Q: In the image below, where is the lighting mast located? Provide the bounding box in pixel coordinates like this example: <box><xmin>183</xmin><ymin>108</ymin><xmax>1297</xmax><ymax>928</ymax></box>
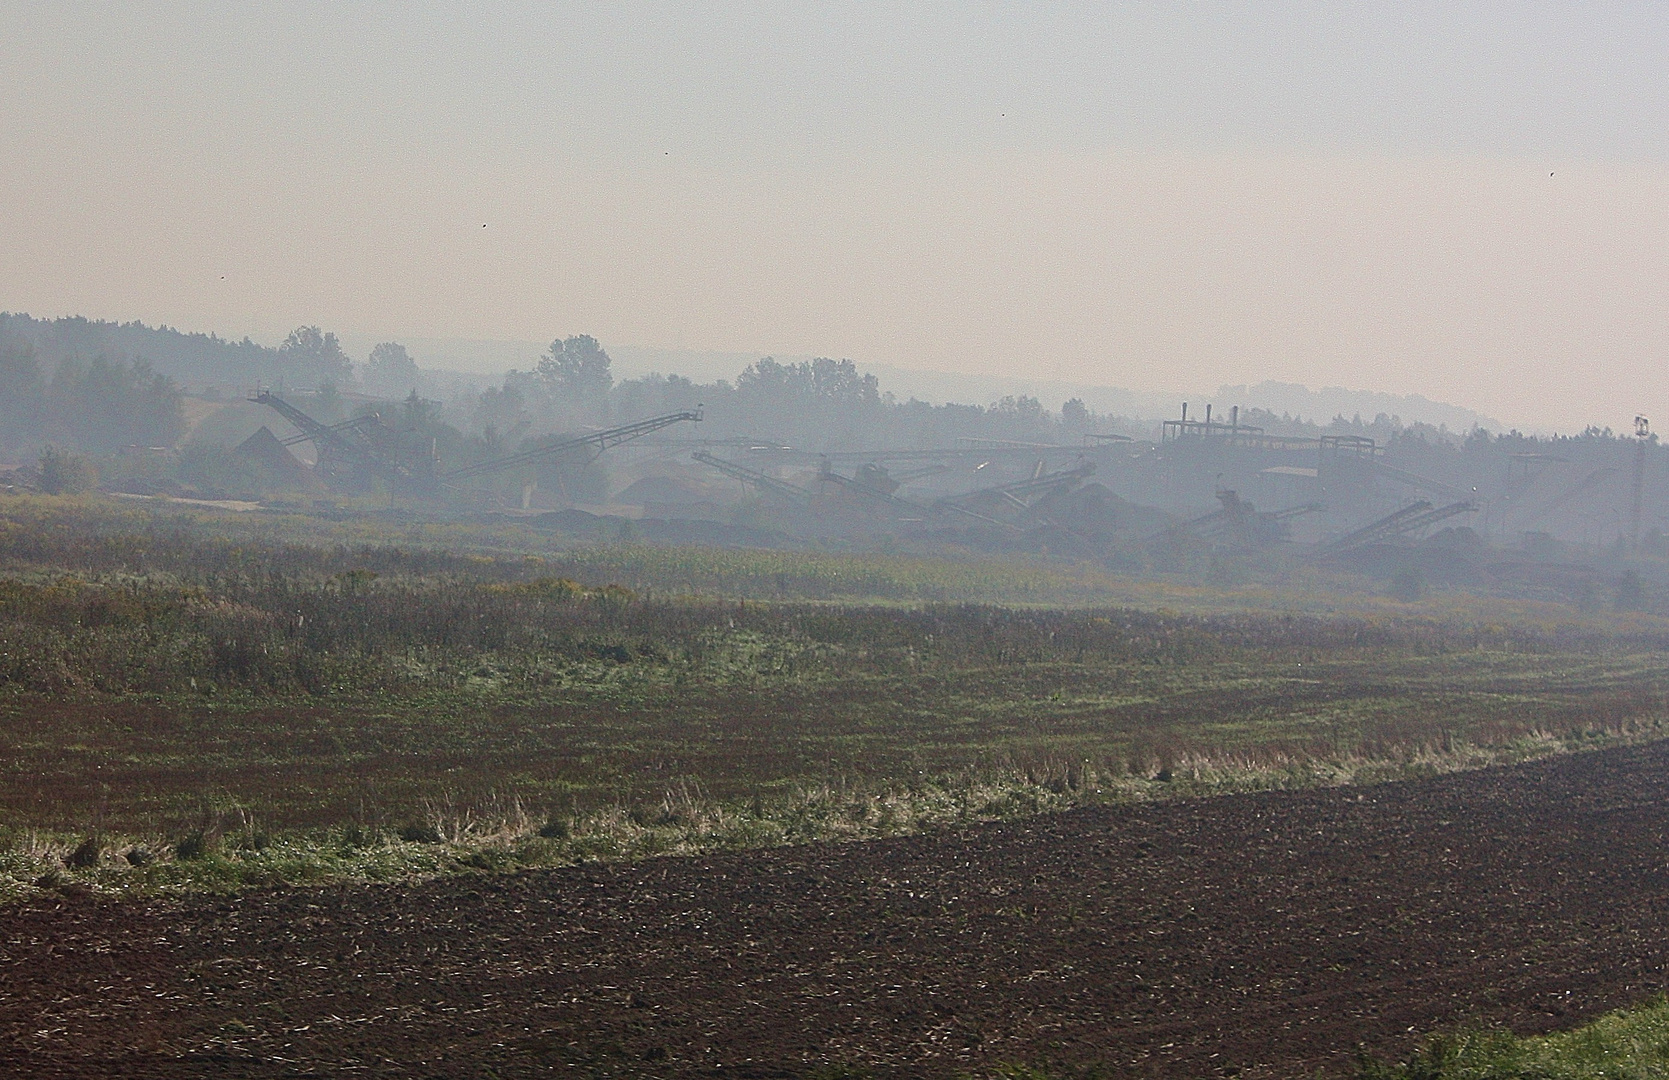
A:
<box><xmin>1630</xmin><ymin>415</ymin><xmax>1649</xmax><ymax>549</ymax></box>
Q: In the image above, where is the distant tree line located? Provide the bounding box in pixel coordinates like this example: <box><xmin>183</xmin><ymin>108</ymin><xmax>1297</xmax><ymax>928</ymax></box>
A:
<box><xmin>0</xmin><ymin>316</ymin><xmax>379</xmax><ymax>460</ymax></box>
<box><xmin>0</xmin><ymin>327</ymin><xmax>185</xmax><ymax>457</ymax></box>
<box><xmin>460</xmin><ymin>335</ymin><xmax>1097</xmax><ymax>454</ymax></box>
<box><xmin>11</xmin><ymin>312</ymin><xmax>1667</xmax><ymax>524</ymax></box>
<box><xmin>11</xmin><ymin>311</ymin><xmax>1505</xmax><ymax>462</ymax></box>
<box><xmin>0</xmin><ymin>313</ymin><xmax>355</xmax><ymax>392</ymax></box>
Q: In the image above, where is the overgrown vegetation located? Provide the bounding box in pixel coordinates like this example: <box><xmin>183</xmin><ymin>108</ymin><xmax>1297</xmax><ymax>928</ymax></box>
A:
<box><xmin>1359</xmin><ymin>995</ymin><xmax>1669</xmax><ymax>1079</ymax></box>
<box><xmin>3</xmin><ymin>492</ymin><xmax>1659</xmax><ymax>615</ymax></box>
<box><xmin>2</xmin><ymin>496</ymin><xmax>1669</xmax><ymax>899</ymax></box>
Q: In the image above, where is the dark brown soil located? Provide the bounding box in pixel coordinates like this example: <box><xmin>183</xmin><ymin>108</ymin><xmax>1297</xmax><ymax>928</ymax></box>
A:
<box><xmin>5</xmin><ymin>743</ymin><xmax>1669</xmax><ymax>1079</ymax></box>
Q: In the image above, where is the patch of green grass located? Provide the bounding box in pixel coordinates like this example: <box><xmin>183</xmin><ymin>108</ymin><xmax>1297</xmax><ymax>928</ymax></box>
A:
<box><xmin>1360</xmin><ymin>995</ymin><xmax>1669</xmax><ymax>1079</ymax></box>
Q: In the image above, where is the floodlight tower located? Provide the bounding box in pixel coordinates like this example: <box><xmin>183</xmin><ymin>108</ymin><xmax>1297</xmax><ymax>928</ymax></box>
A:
<box><xmin>1630</xmin><ymin>415</ymin><xmax>1649</xmax><ymax>549</ymax></box>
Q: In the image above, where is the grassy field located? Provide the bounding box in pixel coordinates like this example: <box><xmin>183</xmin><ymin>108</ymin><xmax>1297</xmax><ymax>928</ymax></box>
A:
<box><xmin>8</xmin><ymin>491</ymin><xmax>1660</xmax><ymax>618</ymax></box>
<box><xmin>1357</xmin><ymin>996</ymin><xmax>1669</xmax><ymax>1080</ymax></box>
<box><xmin>4</xmin><ymin>492</ymin><xmax>1669</xmax><ymax>899</ymax></box>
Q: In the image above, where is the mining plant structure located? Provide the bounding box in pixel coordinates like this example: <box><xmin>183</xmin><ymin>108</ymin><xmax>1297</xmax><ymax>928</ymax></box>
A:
<box><xmin>252</xmin><ymin>390</ymin><xmax>436</xmax><ymax>495</ymax></box>
<box><xmin>252</xmin><ymin>390</ymin><xmax>701</xmax><ymax>498</ymax></box>
<box><xmin>1175</xmin><ymin>489</ymin><xmax>1325</xmax><ymax>548</ymax></box>
<box><xmin>693</xmin><ymin>449</ymin><xmax>1105</xmax><ymax>536</ymax></box>
<box><xmin>1316</xmin><ymin>499</ymin><xmax>1481</xmax><ymax>558</ymax></box>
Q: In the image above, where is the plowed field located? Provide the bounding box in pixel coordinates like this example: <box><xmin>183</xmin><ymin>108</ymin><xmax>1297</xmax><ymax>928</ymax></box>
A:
<box><xmin>6</xmin><ymin>742</ymin><xmax>1669</xmax><ymax>1079</ymax></box>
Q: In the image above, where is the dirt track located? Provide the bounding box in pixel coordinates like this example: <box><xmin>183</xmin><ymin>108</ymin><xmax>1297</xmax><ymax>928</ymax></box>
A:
<box><xmin>5</xmin><ymin>744</ymin><xmax>1669</xmax><ymax>1079</ymax></box>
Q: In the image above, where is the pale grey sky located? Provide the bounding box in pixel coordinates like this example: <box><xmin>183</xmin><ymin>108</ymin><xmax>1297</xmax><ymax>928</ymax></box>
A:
<box><xmin>3</xmin><ymin>3</ymin><xmax>1669</xmax><ymax>429</ymax></box>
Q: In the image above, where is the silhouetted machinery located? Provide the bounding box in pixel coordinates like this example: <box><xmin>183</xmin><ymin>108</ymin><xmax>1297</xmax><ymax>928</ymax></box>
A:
<box><xmin>252</xmin><ymin>390</ymin><xmax>436</xmax><ymax>494</ymax></box>
<box><xmin>690</xmin><ymin>447</ymin><xmax>1108</xmax><ymax>537</ymax></box>
<box><xmin>816</xmin><ymin>459</ymin><xmax>928</xmax><ymax>519</ymax></box>
<box><xmin>253</xmin><ymin>390</ymin><xmax>700</xmax><ymax>497</ymax></box>
<box><xmin>1174</xmin><ymin>490</ymin><xmax>1323</xmax><ymax>546</ymax></box>
<box><xmin>1317</xmin><ymin>499</ymin><xmax>1479</xmax><ymax>556</ymax></box>
<box><xmin>690</xmin><ymin>451</ymin><xmax>1099</xmax><ymax>533</ymax></box>
<box><xmin>934</xmin><ymin>461</ymin><xmax>1098</xmax><ymax>531</ymax></box>
<box><xmin>443</xmin><ymin>409</ymin><xmax>703</xmax><ymax>482</ymax></box>
<box><xmin>1512</xmin><ymin>468</ymin><xmax>1618</xmax><ymax>532</ymax></box>
<box><xmin>692</xmin><ymin>450</ymin><xmax>815</xmax><ymax>507</ymax></box>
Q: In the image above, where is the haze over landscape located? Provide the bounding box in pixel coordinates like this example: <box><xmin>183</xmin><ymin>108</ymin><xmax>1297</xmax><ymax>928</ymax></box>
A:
<box><xmin>6</xmin><ymin>3</ymin><xmax>1669</xmax><ymax>431</ymax></box>
<box><xmin>16</xmin><ymin>8</ymin><xmax>1669</xmax><ymax>1080</ymax></box>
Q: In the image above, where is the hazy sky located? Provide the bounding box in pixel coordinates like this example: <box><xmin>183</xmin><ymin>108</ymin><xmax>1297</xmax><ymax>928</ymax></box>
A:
<box><xmin>4</xmin><ymin>3</ymin><xmax>1669</xmax><ymax>429</ymax></box>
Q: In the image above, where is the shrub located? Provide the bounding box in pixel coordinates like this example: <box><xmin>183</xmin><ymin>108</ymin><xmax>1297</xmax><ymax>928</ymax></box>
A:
<box><xmin>37</xmin><ymin>446</ymin><xmax>97</xmax><ymax>495</ymax></box>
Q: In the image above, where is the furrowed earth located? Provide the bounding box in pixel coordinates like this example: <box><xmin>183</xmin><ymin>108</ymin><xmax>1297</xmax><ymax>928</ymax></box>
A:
<box><xmin>5</xmin><ymin>741</ymin><xmax>1668</xmax><ymax>1078</ymax></box>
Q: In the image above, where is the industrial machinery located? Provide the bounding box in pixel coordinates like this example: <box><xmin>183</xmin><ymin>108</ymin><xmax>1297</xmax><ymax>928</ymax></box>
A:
<box><xmin>1174</xmin><ymin>490</ymin><xmax>1323</xmax><ymax>546</ymax></box>
<box><xmin>939</xmin><ymin>460</ymin><xmax>1095</xmax><ymax>508</ymax></box>
<box><xmin>443</xmin><ymin>409</ymin><xmax>703</xmax><ymax>482</ymax></box>
<box><xmin>1318</xmin><ymin>500</ymin><xmax>1479</xmax><ymax>556</ymax></box>
<box><xmin>692</xmin><ymin>450</ymin><xmax>815</xmax><ymax>507</ymax></box>
<box><xmin>692</xmin><ymin>451</ymin><xmax>991</xmax><ymax>528</ymax></box>
<box><xmin>816</xmin><ymin>460</ymin><xmax>928</xmax><ymax>518</ymax></box>
<box><xmin>254</xmin><ymin>390</ymin><xmax>701</xmax><ymax>498</ymax></box>
<box><xmin>1371</xmin><ymin>460</ymin><xmax>1469</xmax><ymax>501</ymax></box>
<box><xmin>934</xmin><ymin>461</ymin><xmax>1098</xmax><ymax>531</ymax></box>
<box><xmin>252</xmin><ymin>390</ymin><xmax>437</xmax><ymax>494</ymax></box>
<box><xmin>1512</xmin><ymin>469</ymin><xmax>1618</xmax><ymax>532</ymax></box>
